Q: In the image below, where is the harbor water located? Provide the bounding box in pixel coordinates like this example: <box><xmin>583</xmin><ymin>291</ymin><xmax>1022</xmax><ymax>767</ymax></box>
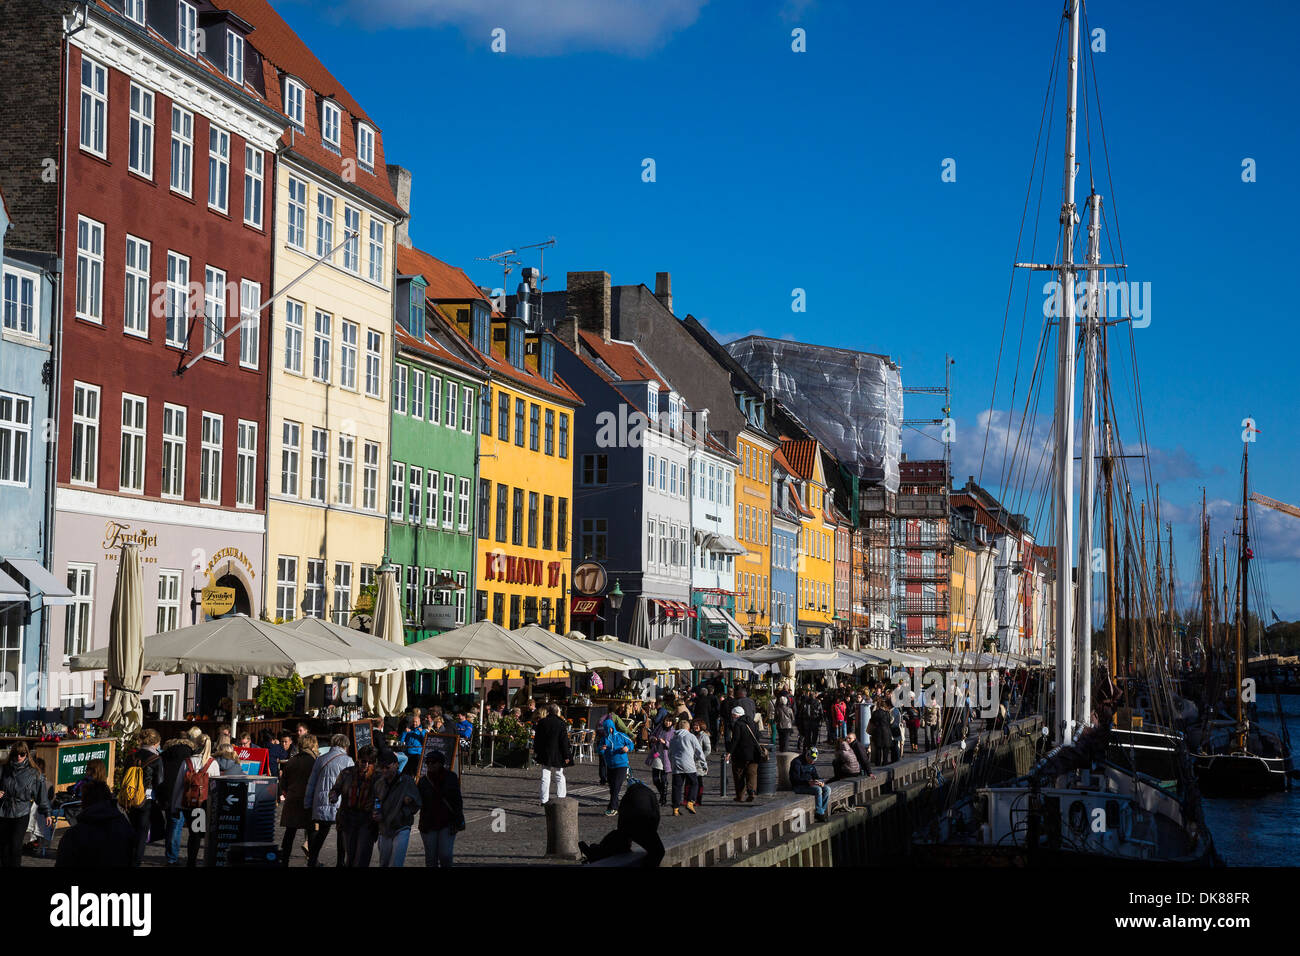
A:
<box><xmin>1199</xmin><ymin>693</ymin><xmax>1298</xmax><ymax>866</ymax></box>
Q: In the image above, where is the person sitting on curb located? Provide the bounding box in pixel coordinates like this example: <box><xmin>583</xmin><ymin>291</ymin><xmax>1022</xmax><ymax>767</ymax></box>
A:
<box><xmin>789</xmin><ymin>746</ymin><xmax>829</xmax><ymax>822</ymax></box>
<box><xmin>579</xmin><ymin>780</ymin><xmax>663</xmax><ymax>867</ymax></box>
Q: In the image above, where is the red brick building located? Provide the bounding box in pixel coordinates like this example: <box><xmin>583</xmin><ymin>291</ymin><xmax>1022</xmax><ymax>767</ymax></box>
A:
<box><xmin>0</xmin><ymin>1</ymin><xmax>287</xmax><ymax>717</ymax></box>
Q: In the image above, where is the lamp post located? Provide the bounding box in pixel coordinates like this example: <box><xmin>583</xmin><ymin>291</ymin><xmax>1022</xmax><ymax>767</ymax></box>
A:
<box><xmin>608</xmin><ymin>579</ymin><xmax>624</xmax><ymax>640</ymax></box>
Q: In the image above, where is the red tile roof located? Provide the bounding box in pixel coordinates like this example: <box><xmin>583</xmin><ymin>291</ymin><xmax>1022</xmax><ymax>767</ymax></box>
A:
<box><xmin>393</xmin><ymin>324</ymin><xmax>483</xmax><ymax>381</ymax></box>
<box><xmin>213</xmin><ymin>1</ymin><xmax>399</xmax><ymax>210</ymax></box>
<box><xmin>771</xmin><ymin>446</ymin><xmax>795</xmax><ymax>475</ymax></box>
<box><xmin>781</xmin><ymin>440</ymin><xmax>818</xmax><ymax>480</ymax></box>
<box><xmin>397</xmin><ymin>244</ymin><xmax>581</xmax><ymax>406</ymax></box>
<box><xmin>577</xmin><ymin>331</ymin><xmax>670</xmax><ymax>391</ymax></box>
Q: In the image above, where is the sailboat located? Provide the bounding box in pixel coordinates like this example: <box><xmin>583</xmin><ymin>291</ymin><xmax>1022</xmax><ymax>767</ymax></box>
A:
<box><xmin>1190</xmin><ymin>446</ymin><xmax>1294</xmax><ymax>794</ymax></box>
<box><xmin>913</xmin><ymin>0</ymin><xmax>1215</xmax><ymax>865</ymax></box>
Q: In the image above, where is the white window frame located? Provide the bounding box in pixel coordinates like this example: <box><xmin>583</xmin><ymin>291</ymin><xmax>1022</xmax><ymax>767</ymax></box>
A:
<box><xmin>336</xmin><ymin>433</ymin><xmax>354</xmax><ymax>507</ymax></box>
<box><xmin>170</xmin><ymin>105</ymin><xmax>193</xmax><ymax>196</ymax></box>
<box><xmin>124</xmin><ymin>0</ymin><xmax>146</xmax><ymax>26</ymax></box>
<box><xmin>283</xmin><ymin>77</ymin><xmax>305</xmax><ymax>129</ymax></box>
<box><xmin>442</xmin><ymin>472</ymin><xmax>455</xmax><ymax>530</ymax></box>
<box><xmin>364</xmin><ymin>330</ymin><xmax>381</xmax><ymax>398</ymax></box>
<box><xmin>79</xmin><ymin>56</ymin><xmax>108</xmax><ymax>157</ymax></box>
<box><xmin>339</xmin><ymin>320</ymin><xmax>358</xmax><ymax>390</ymax></box>
<box><xmin>429</xmin><ymin>375</ymin><xmax>441</xmax><ymax>425</ymax></box>
<box><xmin>239</xmin><ymin>279</ymin><xmax>260</xmax><ymax>369</ymax></box>
<box><xmin>151</xmin><ymin>691</ymin><xmax>178</xmax><ymax>721</ymax></box>
<box><xmin>356</xmin><ymin>122</ymin><xmax>375</xmax><ymax>170</ymax></box>
<box><xmin>461</xmin><ymin>385</ymin><xmax>473</xmax><ymax>432</ymax></box>
<box><xmin>75</xmin><ymin>216</ymin><xmax>104</xmax><ymax>323</ymax></box>
<box><xmin>425</xmin><ymin>470</ymin><xmax>438</xmax><ymax>526</ymax></box>
<box><xmin>161</xmin><ymin>402</ymin><xmax>186</xmax><ymax>499</ymax></box>
<box><xmin>368</xmin><ymin>219</ymin><xmax>385</xmax><ymax>283</ymax></box>
<box><xmin>2</xmin><ymin>266</ymin><xmax>37</xmax><ymax>339</ymax></box>
<box><xmin>389</xmin><ymin>462</ymin><xmax>405</xmax><ymax>521</ymax></box>
<box><xmin>176</xmin><ymin>1</ymin><xmax>198</xmax><ymax>57</ymax></box>
<box><xmin>236</xmin><ymin>419</ymin><xmax>257</xmax><ymax>509</ymax></box>
<box><xmin>393</xmin><ymin>363</ymin><xmax>408</xmax><ymax>415</ymax></box>
<box><xmin>362</xmin><ymin>441</ymin><xmax>379</xmax><ymax>511</ymax></box>
<box><xmin>199</xmin><ymin>411</ymin><xmax>222</xmax><ymax>504</ymax></box>
<box><xmin>128</xmin><ymin>83</ymin><xmax>154</xmax><ymax>178</ymax></box>
<box><xmin>305</xmin><ymin>559</ymin><xmax>326</xmax><ymax>618</ymax></box>
<box><xmin>208</xmin><ymin>124</ymin><xmax>230</xmax><ymax>213</ymax></box>
<box><xmin>286</xmin><ymin>176</ymin><xmax>307</xmax><ymax>250</ymax></box>
<box><xmin>458</xmin><ymin>477</ymin><xmax>470</xmax><ymax>532</ymax></box>
<box><xmin>0</xmin><ymin>391</ymin><xmax>32</xmax><ymax>487</ymax></box>
<box><xmin>71</xmin><ymin>382</ymin><xmax>100</xmax><ymax>487</ymax></box>
<box><xmin>283</xmin><ymin>299</ymin><xmax>304</xmax><ymax>373</ymax></box>
<box><xmin>445</xmin><ymin>381</ymin><xmax>457</xmax><ymax>431</ymax></box>
<box><xmin>312</xmin><ymin>310</ymin><xmax>331</xmax><ymax>382</ymax></box>
<box><xmin>156</xmin><ymin>570</ymin><xmax>181</xmax><ymax>633</ymax></box>
<box><xmin>226</xmin><ymin>30</ymin><xmax>244</xmax><ymax>83</ymax></box>
<box><xmin>64</xmin><ymin>564</ymin><xmax>95</xmax><ymax>658</ymax></box>
<box><xmin>408</xmin><ymin>465</ymin><xmax>423</xmax><ymax>524</ymax></box>
<box><xmin>243</xmin><ymin>145</ymin><xmax>264</xmax><ymax>228</ymax></box>
<box><xmin>321</xmin><ymin>99</ymin><xmax>341</xmax><ymax>149</ymax></box>
<box><xmin>411</xmin><ymin>368</ymin><xmax>424</xmax><ymax>419</ymax></box>
<box><xmin>119</xmin><ymin>393</ymin><xmax>147</xmax><ymax>494</ymax></box>
<box><xmin>122</xmin><ymin>235</ymin><xmax>150</xmax><ymax>338</ymax></box>
<box><xmin>315</xmin><ymin>191</ymin><xmax>335</xmax><ymax>259</ymax></box>
<box><xmin>332</xmin><ymin>562</ymin><xmax>353</xmax><ymax>626</ymax></box>
<box><xmin>203</xmin><ymin>265</ymin><xmax>226</xmax><ymax>360</ymax></box>
<box><xmin>275</xmin><ymin>556</ymin><xmax>298</xmax><ymax>622</ymax></box>
<box><xmin>281</xmin><ymin>420</ymin><xmax>301</xmax><ymax>497</ymax></box>
<box><xmin>342</xmin><ymin>206</ymin><xmax>361</xmax><ymax>273</ymax></box>
<box><xmin>309</xmin><ymin>427</ymin><xmax>327</xmax><ymax>503</ymax></box>
<box><xmin>165</xmin><ymin>250</ymin><xmax>189</xmax><ymax>347</ymax></box>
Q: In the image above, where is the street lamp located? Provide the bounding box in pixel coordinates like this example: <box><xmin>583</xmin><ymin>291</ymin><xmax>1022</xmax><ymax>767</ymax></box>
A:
<box><xmin>608</xmin><ymin>579</ymin><xmax>624</xmax><ymax>639</ymax></box>
<box><xmin>745</xmin><ymin>600</ymin><xmax>758</xmax><ymax>650</ymax></box>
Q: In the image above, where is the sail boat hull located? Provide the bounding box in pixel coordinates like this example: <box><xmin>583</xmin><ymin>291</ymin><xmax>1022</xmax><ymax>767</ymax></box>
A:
<box><xmin>1193</xmin><ymin>751</ymin><xmax>1291</xmax><ymax>795</ymax></box>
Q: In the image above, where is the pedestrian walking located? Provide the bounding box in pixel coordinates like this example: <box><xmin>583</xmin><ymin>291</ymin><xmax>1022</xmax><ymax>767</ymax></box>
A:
<box><xmin>157</xmin><ymin>733</ymin><xmax>195</xmax><ymax>865</ymax></box>
<box><xmin>180</xmin><ymin>734</ymin><xmax>219</xmax><ymax>867</ymax></box>
<box><xmin>417</xmin><ymin>750</ymin><xmax>464</xmax><ymax>867</ymax></box>
<box><xmin>305</xmin><ymin>734</ymin><xmax>353</xmax><ymax>867</ymax></box>
<box><xmin>867</xmin><ymin>701</ymin><xmax>893</xmax><ymax>766</ymax></box>
<box><xmin>691</xmin><ymin>719</ymin><xmax>711</xmax><ymax>806</ymax></box>
<box><xmin>774</xmin><ymin>694</ymin><xmax>796</xmax><ymax>754</ymax></box>
<box><xmin>534</xmin><ymin>703</ymin><xmax>573</xmax><ymax>804</ymax></box>
<box><xmin>667</xmin><ymin>718</ymin><xmax>703</xmax><ymax>815</ymax></box>
<box><xmin>600</xmin><ymin>717</ymin><xmax>634</xmax><ymax>815</ymax></box>
<box><xmin>727</xmin><ymin>707</ymin><xmax>764</xmax><ymax>802</ymax></box>
<box><xmin>331</xmin><ymin>745</ymin><xmax>379</xmax><ymax>868</ymax></box>
<box><xmin>118</xmin><ymin>728</ymin><xmax>164</xmax><ymax>865</ymax></box>
<box><xmin>374</xmin><ymin>753</ymin><xmax>421</xmax><ymax>867</ymax></box>
<box><xmin>0</xmin><ymin>741</ymin><xmax>51</xmax><ymax>867</ymax></box>
<box><xmin>278</xmin><ymin>733</ymin><xmax>318</xmax><ymax>866</ymax></box>
<box><xmin>646</xmin><ymin>713</ymin><xmax>676</xmax><ymax>807</ymax></box>
<box><xmin>797</xmin><ymin>692</ymin><xmax>823</xmax><ymax>753</ymax></box>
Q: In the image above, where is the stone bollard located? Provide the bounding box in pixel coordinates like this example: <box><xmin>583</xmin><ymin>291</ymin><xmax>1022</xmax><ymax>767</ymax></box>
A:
<box><xmin>544</xmin><ymin>797</ymin><xmax>580</xmax><ymax>860</ymax></box>
<box><xmin>775</xmin><ymin>752</ymin><xmax>799</xmax><ymax>791</ymax></box>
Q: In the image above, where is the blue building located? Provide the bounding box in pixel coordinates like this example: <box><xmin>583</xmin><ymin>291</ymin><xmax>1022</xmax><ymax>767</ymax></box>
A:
<box><xmin>0</xmin><ymin>189</ymin><xmax>66</xmax><ymax>722</ymax></box>
<box><xmin>770</xmin><ymin>449</ymin><xmax>802</xmax><ymax>637</ymax></box>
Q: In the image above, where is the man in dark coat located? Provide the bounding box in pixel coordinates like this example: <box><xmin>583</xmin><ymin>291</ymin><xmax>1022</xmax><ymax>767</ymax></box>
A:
<box><xmin>533</xmin><ymin>703</ymin><xmax>573</xmax><ymax>805</ymax></box>
<box><xmin>848</xmin><ymin>732</ymin><xmax>874</xmax><ymax>777</ymax></box>
<box><xmin>55</xmin><ymin>781</ymin><xmax>135</xmax><ymax>867</ymax></box>
<box><xmin>156</xmin><ymin>734</ymin><xmax>194</xmax><ymax>865</ymax></box>
<box><xmin>867</xmin><ymin>701</ymin><xmax>894</xmax><ymax>766</ymax></box>
<box><xmin>696</xmin><ymin>688</ymin><xmax>720</xmax><ymax>748</ymax></box>
<box><xmin>726</xmin><ymin>707</ymin><xmax>764</xmax><ymax>801</ymax></box>
<box><xmin>579</xmin><ymin>781</ymin><xmax>664</xmax><ymax>867</ymax></box>
<box><xmin>797</xmin><ymin>692</ymin><xmax>824</xmax><ymax>753</ymax></box>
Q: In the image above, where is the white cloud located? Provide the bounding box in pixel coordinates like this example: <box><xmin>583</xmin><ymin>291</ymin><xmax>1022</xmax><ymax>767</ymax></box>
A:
<box><xmin>293</xmin><ymin>0</ymin><xmax>708</xmax><ymax>55</ymax></box>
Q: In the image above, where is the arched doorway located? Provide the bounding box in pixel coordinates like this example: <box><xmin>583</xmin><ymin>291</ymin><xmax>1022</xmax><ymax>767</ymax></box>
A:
<box><xmin>214</xmin><ymin>573</ymin><xmax>252</xmax><ymax>617</ymax></box>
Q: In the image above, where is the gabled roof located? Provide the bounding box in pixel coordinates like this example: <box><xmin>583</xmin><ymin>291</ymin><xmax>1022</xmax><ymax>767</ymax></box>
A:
<box><xmin>578</xmin><ymin>331</ymin><xmax>670</xmax><ymax>391</ymax></box>
<box><xmin>393</xmin><ymin>324</ymin><xmax>484</xmax><ymax>382</ymax></box>
<box><xmin>214</xmin><ymin>1</ymin><xmax>399</xmax><ymax>211</ymax></box>
<box><xmin>781</xmin><ymin>439</ymin><xmax>820</xmax><ymax>482</ymax></box>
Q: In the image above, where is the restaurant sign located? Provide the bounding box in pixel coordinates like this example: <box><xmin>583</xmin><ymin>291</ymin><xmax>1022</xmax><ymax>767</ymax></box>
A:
<box><xmin>571</xmin><ymin>597</ymin><xmax>604</xmax><ymax>618</ymax></box>
<box><xmin>56</xmin><ymin>740</ymin><xmax>114</xmax><ymax>786</ymax></box>
<box><xmin>572</xmin><ymin>562</ymin><xmax>607</xmax><ymax>596</ymax></box>
<box><xmin>201</xmin><ymin>573</ymin><xmax>236</xmax><ymax>616</ymax></box>
<box><xmin>483</xmin><ymin>551</ymin><xmax>563</xmax><ymax>588</ymax></box>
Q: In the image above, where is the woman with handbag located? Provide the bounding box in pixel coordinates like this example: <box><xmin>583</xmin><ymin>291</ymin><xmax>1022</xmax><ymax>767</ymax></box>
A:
<box><xmin>646</xmin><ymin>715</ymin><xmax>676</xmax><ymax>807</ymax></box>
<box><xmin>691</xmin><ymin>719</ymin><xmax>711</xmax><ymax>806</ymax></box>
<box><xmin>417</xmin><ymin>750</ymin><xmax>464</xmax><ymax>867</ymax></box>
<box><xmin>726</xmin><ymin>707</ymin><xmax>765</xmax><ymax>802</ymax></box>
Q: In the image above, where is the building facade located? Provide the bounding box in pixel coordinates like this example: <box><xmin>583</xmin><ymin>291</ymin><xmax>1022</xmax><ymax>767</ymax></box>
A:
<box><xmin>782</xmin><ymin>439</ymin><xmax>834</xmax><ymax>646</ymax></box>
<box><xmin>770</xmin><ymin>448</ymin><xmax>801</xmax><ymax>640</ymax></box>
<box><xmin>689</xmin><ymin>413</ymin><xmax>744</xmax><ymax>650</ymax></box>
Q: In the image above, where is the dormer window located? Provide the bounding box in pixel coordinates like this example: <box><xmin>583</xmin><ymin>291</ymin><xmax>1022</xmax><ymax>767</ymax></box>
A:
<box><xmin>508</xmin><ymin>322</ymin><xmax>525</xmax><ymax>370</ymax></box>
<box><xmin>356</xmin><ymin>123</ymin><xmax>376</xmax><ymax>170</ymax></box>
<box><xmin>540</xmin><ymin>338</ymin><xmax>555</xmax><ymax>383</ymax></box>
<box><xmin>407</xmin><ymin>277</ymin><xmax>426</xmax><ymax>335</ymax></box>
<box><xmin>647</xmin><ymin>385</ymin><xmax>659</xmax><ymax>425</ymax></box>
<box><xmin>226</xmin><ymin>31</ymin><xmax>244</xmax><ymax>83</ymax></box>
<box><xmin>176</xmin><ymin>2</ymin><xmax>198</xmax><ymax>56</ymax></box>
<box><xmin>125</xmin><ymin>0</ymin><xmax>146</xmax><ymax>26</ymax></box>
<box><xmin>321</xmin><ymin>100</ymin><xmax>341</xmax><ymax>150</ymax></box>
<box><xmin>283</xmin><ymin>77</ymin><xmax>305</xmax><ymax>129</ymax></box>
<box><xmin>669</xmin><ymin>395</ymin><xmax>680</xmax><ymax>434</ymax></box>
<box><xmin>471</xmin><ymin>304</ymin><xmax>490</xmax><ymax>354</ymax></box>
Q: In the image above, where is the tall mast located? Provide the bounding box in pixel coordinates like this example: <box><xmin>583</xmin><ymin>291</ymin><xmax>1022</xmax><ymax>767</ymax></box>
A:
<box><xmin>1200</xmin><ymin>492</ymin><xmax>1212</xmax><ymax>678</ymax></box>
<box><xmin>1102</xmin><ymin>419</ymin><xmax>1118</xmax><ymax>673</ymax></box>
<box><xmin>1236</xmin><ymin>446</ymin><xmax>1250</xmax><ymax>750</ymax></box>
<box><xmin>1052</xmin><ymin>0</ymin><xmax>1081</xmax><ymax>745</ymax></box>
<box><xmin>1075</xmin><ymin>191</ymin><xmax>1101</xmax><ymax>728</ymax></box>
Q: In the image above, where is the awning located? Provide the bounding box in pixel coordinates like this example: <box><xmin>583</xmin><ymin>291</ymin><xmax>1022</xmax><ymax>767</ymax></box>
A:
<box><xmin>700</xmin><ymin>605</ymin><xmax>746</xmax><ymax>640</ymax></box>
<box><xmin>707</xmin><ymin>534</ymin><xmax>746</xmax><ymax>555</ymax></box>
<box><xmin>653</xmin><ymin>599</ymin><xmax>695</xmax><ymax>620</ymax></box>
<box><xmin>0</xmin><ymin>566</ymin><xmax>26</xmax><ymax>606</ymax></box>
<box><xmin>2</xmin><ymin>557</ymin><xmax>75</xmax><ymax>608</ymax></box>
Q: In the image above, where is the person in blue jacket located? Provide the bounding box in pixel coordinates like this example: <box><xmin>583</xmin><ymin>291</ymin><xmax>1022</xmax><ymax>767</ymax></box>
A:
<box><xmin>599</xmin><ymin>717</ymin><xmax>633</xmax><ymax>815</ymax></box>
<box><xmin>399</xmin><ymin>717</ymin><xmax>425</xmax><ymax>777</ymax></box>
<box><xmin>789</xmin><ymin>746</ymin><xmax>829</xmax><ymax>821</ymax></box>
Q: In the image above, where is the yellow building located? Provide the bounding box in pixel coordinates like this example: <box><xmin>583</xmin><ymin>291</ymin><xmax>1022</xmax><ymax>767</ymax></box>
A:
<box><xmin>783</xmin><ymin>439</ymin><xmax>835</xmax><ymax>641</ymax></box>
<box><xmin>735</xmin><ymin>428</ymin><xmax>776</xmax><ymax>641</ymax></box>
<box><xmin>950</xmin><ymin>539</ymin><xmax>977</xmax><ymax>652</ymax></box>
<box><xmin>259</xmin><ymin>46</ymin><xmax>402</xmax><ymax>626</ymax></box>
<box><xmin>421</xmin><ymin>260</ymin><xmax>582</xmax><ymax>637</ymax></box>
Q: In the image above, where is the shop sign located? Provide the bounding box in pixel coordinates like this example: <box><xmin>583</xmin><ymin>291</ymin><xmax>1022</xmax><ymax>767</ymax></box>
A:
<box><xmin>201</xmin><ymin>573</ymin><xmax>236</xmax><ymax>616</ymax></box>
<box><xmin>571</xmin><ymin>597</ymin><xmax>603</xmax><ymax>618</ymax></box>
<box><xmin>483</xmin><ymin>551</ymin><xmax>562</xmax><ymax>587</ymax></box>
<box><xmin>572</xmin><ymin>562</ymin><xmax>607</xmax><ymax>596</ymax></box>
<box><xmin>55</xmin><ymin>740</ymin><xmax>114</xmax><ymax>786</ymax></box>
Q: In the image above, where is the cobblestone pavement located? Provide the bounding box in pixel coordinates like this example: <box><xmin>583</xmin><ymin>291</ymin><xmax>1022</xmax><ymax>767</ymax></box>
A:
<box><xmin>25</xmin><ymin>733</ymin><xmax>948</xmax><ymax>868</ymax></box>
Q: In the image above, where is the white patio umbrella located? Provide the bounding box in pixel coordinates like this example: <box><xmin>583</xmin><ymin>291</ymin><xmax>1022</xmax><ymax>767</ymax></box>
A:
<box><xmin>104</xmin><ymin>543</ymin><xmax>144</xmax><ymax>734</ymax></box>
<box><xmin>364</xmin><ymin>566</ymin><xmax>408</xmax><ymax>718</ymax></box>
<box><xmin>511</xmin><ymin>624</ymin><xmax>634</xmax><ymax>672</ymax></box>
<box><xmin>650</xmin><ymin>632</ymin><xmax>755</xmax><ymax>672</ymax></box>
<box><xmin>585</xmin><ymin>636</ymin><xmax>692</xmax><ymax>671</ymax></box>
<box><xmin>281</xmin><ymin>616</ymin><xmax>446</xmax><ymax>672</ymax></box>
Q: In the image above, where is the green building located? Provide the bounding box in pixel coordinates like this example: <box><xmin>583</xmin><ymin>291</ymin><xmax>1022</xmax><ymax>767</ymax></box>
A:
<box><xmin>389</xmin><ymin>248</ymin><xmax>488</xmax><ymax>697</ymax></box>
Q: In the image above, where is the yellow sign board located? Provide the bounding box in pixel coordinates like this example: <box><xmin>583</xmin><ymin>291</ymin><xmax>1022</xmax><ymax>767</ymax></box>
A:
<box><xmin>202</xmin><ymin>584</ymin><xmax>236</xmax><ymax>616</ymax></box>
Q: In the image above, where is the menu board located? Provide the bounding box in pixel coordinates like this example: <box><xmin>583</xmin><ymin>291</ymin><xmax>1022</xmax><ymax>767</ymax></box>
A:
<box><xmin>206</xmin><ymin>775</ymin><xmax>278</xmax><ymax>867</ymax></box>
<box><xmin>351</xmin><ymin>720</ymin><xmax>374</xmax><ymax>754</ymax></box>
<box><xmin>54</xmin><ymin>740</ymin><xmax>115</xmax><ymax>786</ymax></box>
<box><xmin>416</xmin><ymin>732</ymin><xmax>460</xmax><ymax>777</ymax></box>
<box><xmin>234</xmin><ymin>745</ymin><xmax>269</xmax><ymax>775</ymax></box>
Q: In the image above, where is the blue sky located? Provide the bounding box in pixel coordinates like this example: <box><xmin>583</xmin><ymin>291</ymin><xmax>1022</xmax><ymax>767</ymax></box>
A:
<box><xmin>281</xmin><ymin>0</ymin><xmax>1300</xmax><ymax>618</ymax></box>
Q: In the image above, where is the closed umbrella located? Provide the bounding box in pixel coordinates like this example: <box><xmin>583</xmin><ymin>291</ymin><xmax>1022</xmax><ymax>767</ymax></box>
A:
<box><xmin>779</xmin><ymin>622</ymin><xmax>797</xmax><ymax>684</ymax></box>
<box><xmin>364</xmin><ymin>566</ymin><xmax>407</xmax><ymax>718</ymax></box>
<box><xmin>627</xmin><ymin>595</ymin><xmax>650</xmax><ymax>648</ymax></box>
<box><xmin>104</xmin><ymin>543</ymin><xmax>144</xmax><ymax>734</ymax></box>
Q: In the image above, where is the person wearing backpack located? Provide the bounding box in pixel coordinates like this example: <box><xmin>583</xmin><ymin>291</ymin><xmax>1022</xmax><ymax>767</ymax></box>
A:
<box><xmin>180</xmin><ymin>734</ymin><xmax>219</xmax><ymax>867</ymax></box>
<box><xmin>330</xmin><ymin>745</ymin><xmax>379</xmax><ymax>867</ymax></box>
<box><xmin>599</xmin><ymin>717</ymin><xmax>633</xmax><ymax>815</ymax></box>
<box><xmin>119</xmin><ymin>728</ymin><xmax>165</xmax><ymax>864</ymax></box>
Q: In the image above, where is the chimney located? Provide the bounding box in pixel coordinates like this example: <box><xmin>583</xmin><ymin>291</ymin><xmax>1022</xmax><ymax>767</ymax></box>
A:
<box><xmin>387</xmin><ymin>164</ymin><xmax>412</xmax><ymax>247</ymax></box>
<box><xmin>654</xmin><ymin>271</ymin><xmax>672</xmax><ymax>314</ymax></box>
<box><xmin>561</xmin><ymin>271</ymin><xmax>611</xmax><ymax>348</ymax></box>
